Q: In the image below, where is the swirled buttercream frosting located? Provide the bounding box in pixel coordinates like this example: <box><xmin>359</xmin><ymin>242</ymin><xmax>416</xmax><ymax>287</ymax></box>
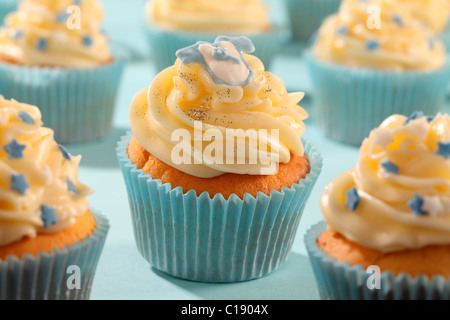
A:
<box><xmin>321</xmin><ymin>112</ymin><xmax>450</xmax><ymax>252</ymax></box>
<box><xmin>145</xmin><ymin>0</ymin><xmax>270</xmax><ymax>34</ymax></box>
<box><xmin>398</xmin><ymin>0</ymin><xmax>450</xmax><ymax>33</ymax></box>
<box><xmin>129</xmin><ymin>36</ymin><xmax>308</xmax><ymax>178</ymax></box>
<box><xmin>0</xmin><ymin>96</ymin><xmax>92</xmax><ymax>246</ymax></box>
<box><xmin>0</xmin><ymin>0</ymin><xmax>111</xmax><ymax>67</ymax></box>
<box><xmin>312</xmin><ymin>0</ymin><xmax>445</xmax><ymax>71</ymax></box>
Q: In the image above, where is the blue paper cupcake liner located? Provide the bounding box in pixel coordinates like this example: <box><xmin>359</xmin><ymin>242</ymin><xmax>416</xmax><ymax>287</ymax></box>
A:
<box><xmin>0</xmin><ymin>50</ymin><xmax>126</xmax><ymax>144</ymax></box>
<box><xmin>145</xmin><ymin>23</ymin><xmax>290</xmax><ymax>72</ymax></box>
<box><xmin>285</xmin><ymin>0</ymin><xmax>341</xmax><ymax>42</ymax></box>
<box><xmin>116</xmin><ymin>132</ymin><xmax>322</xmax><ymax>282</ymax></box>
<box><xmin>306</xmin><ymin>52</ymin><xmax>450</xmax><ymax>146</ymax></box>
<box><xmin>0</xmin><ymin>210</ymin><xmax>109</xmax><ymax>300</ymax></box>
<box><xmin>0</xmin><ymin>0</ymin><xmax>18</xmax><ymax>24</ymax></box>
<box><xmin>304</xmin><ymin>221</ymin><xmax>450</xmax><ymax>300</ymax></box>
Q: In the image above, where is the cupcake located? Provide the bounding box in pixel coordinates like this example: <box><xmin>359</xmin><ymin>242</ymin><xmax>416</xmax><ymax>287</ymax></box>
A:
<box><xmin>305</xmin><ymin>112</ymin><xmax>450</xmax><ymax>300</ymax></box>
<box><xmin>0</xmin><ymin>0</ymin><xmax>125</xmax><ymax>144</ymax></box>
<box><xmin>306</xmin><ymin>0</ymin><xmax>450</xmax><ymax>146</ymax></box>
<box><xmin>144</xmin><ymin>0</ymin><xmax>288</xmax><ymax>72</ymax></box>
<box><xmin>0</xmin><ymin>96</ymin><xmax>109</xmax><ymax>300</ymax></box>
<box><xmin>0</xmin><ymin>0</ymin><xmax>18</xmax><ymax>24</ymax></box>
<box><xmin>117</xmin><ymin>35</ymin><xmax>322</xmax><ymax>282</ymax></box>
<box><xmin>285</xmin><ymin>0</ymin><xmax>341</xmax><ymax>42</ymax></box>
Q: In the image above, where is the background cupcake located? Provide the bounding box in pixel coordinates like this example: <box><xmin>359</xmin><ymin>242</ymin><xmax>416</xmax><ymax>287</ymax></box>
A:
<box><xmin>117</xmin><ymin>36</ymin><xmax>322</xmax><ymax>282</ymax></box>
<box><xmin>144</xmin><ymin>0</ymin><xmax>289</xmax><ymax>72</ymax></box>
<box><xmin>0</xmin><ymin>0</ymin><xmax>125</xmax><ymax>144</ymax></box>
<box><xmin>307</xmin><ymin>0</ymin><xmax>450</xmax><ymax>146</ymax></box>
<box><xmin>0</xmin><ymin>96</ymin><xmax>109</xmax><ymax>300</ymax></box>
<box><xmin>285</xmin><ymin>0</ymin><xmax>341</xmax><ymax>42</ymax></box>
<box><xmin>305</xmin><ymin>112</ymin><xmax>450</xmax><ymax>300</ymax></box>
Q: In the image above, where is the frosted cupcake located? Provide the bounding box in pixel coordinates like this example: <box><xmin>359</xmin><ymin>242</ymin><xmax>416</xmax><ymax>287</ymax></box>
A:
<box><xmin>0</xmin><ymin>0</ymin><xmax>125</xmax><ymax>144</ymax></box>
<box><xmin>144</xmin><ymin>0</ymin><xmax>288</xmax><ymax>71</ymax></box>
<box><xmin>305</xmin><ymin>112</ymin><xmax>450</xmax><ymax>300</ymax></box>
<box><xmin>117</xmin><ymin>36</ymin><xmax>322</xmax><ymax>282</ymax></box>
<box><xmin>307</xmin><ymin>0</ymin><xmax>450</xmax><ymax>146</ymax></box>
<box><xmin>0</xmin><ymin>96</ymin><xmax>109</xmax><ymax>300</ymax></box>
<box><xmin>285</xmin><ymin>0</ymin><xmax>341</xmax><ymax>42</ymax></box>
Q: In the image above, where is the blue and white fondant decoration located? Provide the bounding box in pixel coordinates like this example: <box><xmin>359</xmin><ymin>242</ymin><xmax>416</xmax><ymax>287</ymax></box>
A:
<box><xmin>176</xmin><ymin>36</ymin><xmax>256</xmax><ymax>87</ymax></box>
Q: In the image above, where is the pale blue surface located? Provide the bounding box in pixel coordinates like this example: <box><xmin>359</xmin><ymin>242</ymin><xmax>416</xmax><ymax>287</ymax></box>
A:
<box><xmin>64</xmin><ymin>0</ymin><xmax>360</xmax><ymax>300</ymax></box>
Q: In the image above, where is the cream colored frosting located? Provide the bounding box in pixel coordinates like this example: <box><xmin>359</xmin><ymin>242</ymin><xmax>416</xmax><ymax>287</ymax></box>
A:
<box><xmin>312</xmin><ymin>0</ymin><xmax>446</xmax><ymax>71</ymax></box>
<box><xmin>321</xmin><ymin>113</ymin><xmax>450</xmax><ymax>253</ymax></box>
<box><xmin>0</xmin><ymin>96</ymin><xmax>92</xmax><ymax>246</ymax></box>
<box><xmin>0</xmin><ymin>0</ymin><xmax>111</xmax><ymax>67</ymax></box>
<box><xmin>398</xmin><ymin>0</ymin><xmax>450</xmax><ymax>33</ymax></box>
<box><xmin>146</xmin><ymin>0</ymin><xmax>270</xmax><ymax>34</ymax></box>
<box><xmin>129</xmin><ymin>37</ymin><xmax>308</xmax><ymax>178</ymax></box>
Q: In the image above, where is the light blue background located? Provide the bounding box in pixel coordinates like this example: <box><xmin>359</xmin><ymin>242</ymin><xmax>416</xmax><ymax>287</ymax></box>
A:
<box><xmin>62</xmin><ymin>0</ymin><xmax>361</xmax><ymax>300</ymax></box>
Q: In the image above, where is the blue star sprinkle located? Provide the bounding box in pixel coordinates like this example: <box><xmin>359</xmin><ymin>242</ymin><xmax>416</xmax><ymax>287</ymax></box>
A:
<box><xmin>82</xmin><ymin>35</ymin><xmax>93</xmax><ymax>47</ymax></box>
<box><xmin>58</xmin><ymin>144</ymin><xmax>71</xmax><ymax>161</ymax></box>
<box><xmin>337</xmin><ymin>25</ymin><xmax>349</xmax><ymax>36</ymax></box>
<box><xmin>4</xmin><ymin>139</ymin><xmax>26</xmax><ymax>159</ymax></box>
<box><xmin>346</xmin><ymin>187</ymin><xmax>360</xmax><ymax>212</ymax></box>
<box><xmin>74</xmin><ymin>0</ymin><xmax>81</xmax><ymax>5</ymax></box>
<box><xmin>41</xmin><ymin>205</ymin><xmax>58</xmax><ymax>228</ymax></box>
<box><xmin>366</xmin><ymin>40</ymin><xmax>380</xmax><ymax>51</ymax></box>
<box><xmin>67</xmin><ymin>178</ymin><xmax>78</xmax><ymax>195</ymax></box>
<box><xmin>436</xmin><ymin>142</ymin><xmax>450</xmax><ymax>159</ymax></box>
<box><xmin>57</xmin><ymin>11</ymin><xmax>68</xmax><ymax>23</ymax></box>
<box><xmin>408</xmin><ymin>194</ymin><xmax>427</xmax><ymax>216</ymax></box>
<box><xmin>19</xmin><ymin>110</ymin><xmax>34</xmax><ymax>125</ymax></box>
<box><xmin>36</xmin><ymin>38</ymin><xmax>48</xmax><ymax>51</ymax></box>
<box><xmin>11</xmin><ymin>174</ymin><xmax>29</xmax><ymax>195</ymax></box>
<box><xmin>381</xmin><ymin>160</ymin><xmax>399</xmax><ymax>174</ymax></box>
<box><xmin>393</xmin><ymin>14</ymin><xmax>403</xmax><ymax>27</ymax></box>
<box><xmin>404</xmin><ymin>111</ymin><xmax>425</xmax><ymax>124</ymax></box>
